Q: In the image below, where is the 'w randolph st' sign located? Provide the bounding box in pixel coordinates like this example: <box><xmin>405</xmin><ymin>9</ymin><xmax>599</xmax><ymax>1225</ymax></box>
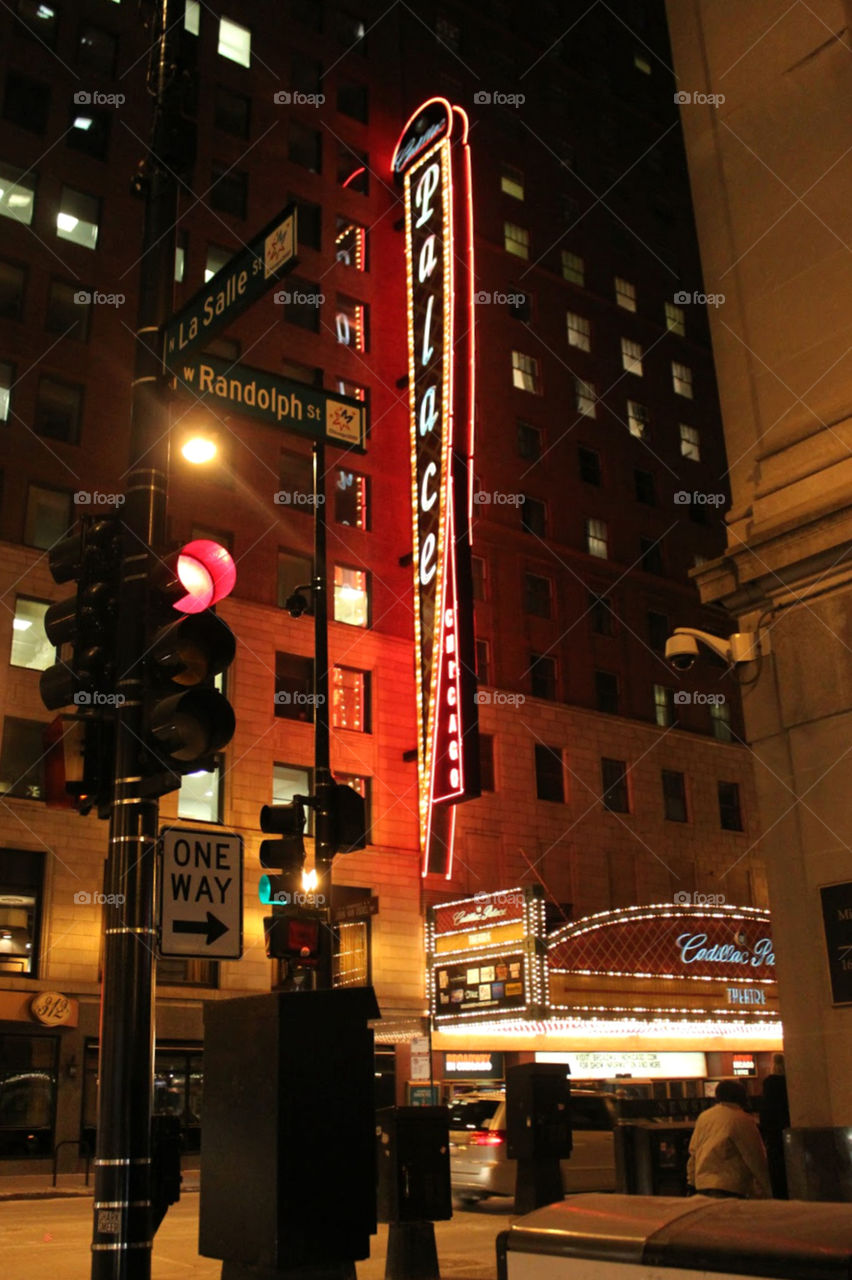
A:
<box><xmin>392</xmin><ymin>99</ymin><xmax>479</xmax><ymax>877</ymax></box>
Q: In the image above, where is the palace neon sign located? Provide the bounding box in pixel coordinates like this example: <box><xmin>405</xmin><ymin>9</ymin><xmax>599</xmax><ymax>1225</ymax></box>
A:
<box><xmin>392</xmin><ymin>98</ymin><xmax>479</xmax><ymax>878</ymax></box>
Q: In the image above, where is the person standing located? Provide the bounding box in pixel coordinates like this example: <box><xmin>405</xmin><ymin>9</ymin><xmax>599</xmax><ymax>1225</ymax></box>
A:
<box><xmin>760</xmin><ymin>1053</ymin><xmax>790</xmax><ymax>1199</ymax></box>
<box><xmin>687</xmin><ymin>1080</ymin><xmax>772</xmax><ymax>1199</ymax></box>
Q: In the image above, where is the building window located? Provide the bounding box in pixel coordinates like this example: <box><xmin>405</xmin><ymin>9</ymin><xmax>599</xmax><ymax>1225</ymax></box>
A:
<box><xmin>338</xmin><ymin>144</ymin><xmax>368</xmax><ymax>192</ymax></box>
<box><xmin>0</xmin><ymin>258</ymin><xmax>26</xmax><ymax>319</ymax></box>
<box><xmin>332</xmin><ymin>375</ymin><xmax>367</xmax><ymax>402</ymax></box>
<box><xmin>477</xmin><ymin>733</ymin><xmax>495</xmax><ymax>792</ymax></box>
<box><xmin>185</xmin><ymin>0</ymin><xmax>201</xmax><ymax>35</ymax></box>
<box><xmin>3</xmin><ymin>70</ymin><xmax>50</xmax><ymax>134</ymax></box>
<box><xmin>654</xmin><ymin>683</ymin><xmax>675</xmax><ymax>727</ymax></box>
<box><xmin>601</xmin><ymin>757</ymin><xmax>629</xmax><ymax>812</ymax></box>
<box><xmin>718</xmin><ymin>781</ymin><xmax>743</xmax><ymax>831</ymax></box>
<box><xmin>588</xmin><ymin>592</ymin><xmax>614</xmax><ymax>635</ymax></box>
<box><xmin>178</xmin><ymin>761</ymin><xmax>223</xmax><ymax>824</ymax></box>
<box><xmin>578</xmin><ymin>446</ymin><xmax>601</xmax><ymax>485</ymax></box>
<box><xmin>627</xmin><ymin>400</ymin><xmax>649</xmax><ymax>439</ymax></box>
<box><xmin>205</xmin><ymin>244</ymin><xmax>231</xmax><ymax>282</ymax></box>
<box><xmin>34</xmin><ymin>377</ymin><xmax>82</xmax><ymax>444</ymax></box>
<box><xmin>0</xmin><ymin>717</ymin><xmax>46</xmax><ymax>800</ymax></box>
<box><xmin>517</xmin><ymin>421</ymin><xmax>542</xmax><ymax>459</ymax></box>
<box><xmin>334</xmin><ymin>920</ymin><xmax>370</xmax><ymax>988</ymax></box>
<box><xmin>218</xmin><ymin>15</ymin><xmax>251</xmax><ymax>66</ymax></box>
<box><xmin>575</xmin><ymin>378</ymin><xmax>596</xmax><ymax>417</ymax></box>
<box><xmin>662</xmin><ymin>770</ymin><xmax>687</xmax><ymax>822</ymax></box>
<box><xmin>634</xmin><ymin>52</ymin><xmax>652</xmax><ymax>73</ymax></box>
<box><xmin>56</xmin><ymin>187</ymin><xmax>99</xmax><ymax>250</ymax></box>
<box><xmin>336</xmin><ymin>774</ymin><xmax>371</xmax><ymax>844</ymax></box>
<box><xmin>614</xmin><ymin>277</ymin><xmax>637</xmax><ymax>311</ymax></box>
<box><xmin>524</xmin><ymin>572</ymin><xmax>551</xmax><ymax>618</ymax></box>
<box><xmin>471</xmin><ymin>556</ymin><xmax>486</xmax><ymax>601</ymax></box>
<box><xmin>277</xmin><ymin>550</ymin><xmax>312</xmax><ymax>614</ymax></box>
<box><xmin>15</xmin><ymin>0</ymin><xmax>58</xmax><ymax>45</ymax></box>
<box><xmin>335</xmin><ymin>217</ymin><xmax>367</xmax><ymax>270</ymax></box>
<box><xmin>275</xmin><ymin>652</ymin><xmax>315</xmax><ymax>722</ymax></box>
<box><xmin>0</xmin><ymin>160</ymin><xmax>36</xmax><ymax>226</ymax></box>
<box><xmin>640</xmin><ymin>537</ymin><xmax>664</xmax><ymax>575</ymax></box>
<box><xmin>278</xmin><ymin>450</ymin><xmax>313</xmax><ymax>509</ymax></box>
<box><xmin>566</xmin><ymin>312</ymin><xmax>591</xmax><ymax>352</ymax></box>
<box><xmin>290</xmin><ymin>121</ymin><xmax>322</xmax><ymax>172</ymax></box>
<box><xmin>504</xmin><ymin>222</ymin><xmax>530</xmax><ymax>260</ymax></box>
<box><xmin>338</xmin><ymin>11</ymin><xmax>367</xmax><ymax>49</ymax></box>
<box><xmin>0</xmin><ymin>361</ymin><xmax>12</xmax><ymax>422</ymax></box>
<box><xmin>24</xmin><ymin>485</ymin><xmax>72</xmax><ymax>549</ymax></box>
<box><xmin>530</xmin><ymin>653</ymin><xmax>557</xmax><ymax>700</ymax></box>
<box><xmin>284</xmin><ymin>278</ymin><xmax>323</xmax><ymax>332</ymax></box>
<box><xmin>665</xmin><ymin>301</ymin><xmax>686</xmax><ymax>335</ymax></box>
<box><xmin>521</xmin><ymin>497</ymin><xmax>546</xmax><ymax>537</ymax></box>
<box><xmin>621</xmin><ymin>337</ymin><xmax>643</xmax><ymax>376</ymax></box>
<box><xmin>501</xmin><ymin>164</ymin><xmax>524</xmax><ymax>199</ymax></box>
<box><xmin>46</xmin><ymin>278</ymin><xmax>91</xmax><ymax>340</ymax></box>
<box><xmin>273</xmin><ymin>762</ymin><xmax>313</xmax><ymax>835</ymax></box>
<box><xmin>435</xmin><ymin>11</ymin><xmax>461</xmax><ymax>50</ymax></box>
<box><xmin>593</xmin><ymin>670</ymin><xmax>617</xmax><ymax>714</ymax></box>
<box><xmin>634</xmin><ymin>469</ymin><xmax>655</xmax><ymax>505</ymax></box>
<box><xmin>338</xmin><ymin>81</ymin><xmax>368</xmax><ymax>122</ymax></box>
<box><xmin>512</xmin><ymin>351</ymin><xmax>541</xmax><ymax>394</ymax></box>
<box><xmin>334</xmin><ymin>468</ymin><xmax>368</xmax><ymax>528</ymax></box>
<box><xmin>475</xmin><ymin>638</ymin><xmax>490</xmax><ymax>684</ymax></box>
<box><xmin>711</xmin><ymin>700</ymin><xmax>733</xmax><ymax>742</ymax></box>
<box><xmin>0</xmin><ymin>850</ymin><xmax>44</xmax><ymax>976</ymax></box>
<box><xmin>586</xmin><ymin>518</ymin><xmax>608</xmax><ymax>559</ymax></box>
<box><xmin>10</xmin><ymin>598</ymin><xmax>52</xmax><ymax>670</ymax></box>
<box><xmin>561</xmin><ymin>250</ymin><xmax>584</xmax><ymax>285</ymax></box>
<box><xmin>648</xmin><ymin>611</ymin><xmax>669</xmax><ymax>651</ymax></box>
<box><xmin>332</xmin><ymin>666</ymin><xmax>370</xmax><ymax>732</ymax></box>
<box><xmin>210</xmin><ymin>166</ymin><xmax>247</xmax><ymax>219</ymax></box>
<box><xmin>535</xmin><ymin>744</ymin><xmax>565</xmax><ymax>803</ymax></box>
<box><xmin>680</xmin><ymin>423</ymin><xmax>701</xmax><ymax>460</ymax></box>
<box><xmin>334</xmin><ymin>565</ymin><xmax>369</xmax><ymax>627</ymax></box>
<box><xmin>335</xmin><ymin>294</ymin><xmax>367</xmax><ymax>351</ymax></box>
<box><xmin>672</xmin><ymin>361</ymin><xmax>693</xmax><ymax>398</ymax></box>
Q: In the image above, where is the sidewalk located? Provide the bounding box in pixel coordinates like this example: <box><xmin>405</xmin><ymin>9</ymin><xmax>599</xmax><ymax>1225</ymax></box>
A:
<box><xmin>0</xmin><ymin>1169</ymin><xmax>200</xmax><ymax>1200</ymax></box>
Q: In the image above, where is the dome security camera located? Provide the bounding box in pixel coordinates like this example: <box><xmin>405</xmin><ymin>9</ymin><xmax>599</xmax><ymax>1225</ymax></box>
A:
<box><xmin>665</xmin><ymin>633</ymin><xmax>700</xmax><ymax>671</ymax></box>
<box><xmin>664</xmin><ymin>627</ymin><xmax>762</xmax><ymax>671</ymax></box>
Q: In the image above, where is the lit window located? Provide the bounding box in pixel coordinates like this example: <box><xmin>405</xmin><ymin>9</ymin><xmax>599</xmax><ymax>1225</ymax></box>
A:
<box><xmin>680</xmin><ymin>423</ymin><xmax>700</xmax><ymax>460</ymax></box>
<box><xmin>621</xmin><ymin>338</ymin><xmax>643</xmax><ymax>376</ymax></box>
<box><xmin>56</xmin><ymin>187</ymin><xmax>99</xmax><ymax>250</ymax></box>
<box><xmin>672</xmin><ymin>361</ymin><xmax>693</xmax><ymax>398</ymax></box>
<box><xmin>566</xmin><ymin>312</ymin><xmax>590</xmax><ymax>352</ymax></box>
<box><xmin>501</xmin><ymin>165</ymin><xmax>524</xmax><ymax>200</ymax></box>
<box><xmin>627</xmin><ymin>400</ymin><xmax>649</xmax><ymax>439</ymax></box>
<box><xmin>665</xmin><ymin>301</ymin><xmax>685</xmax><ymax>335</ymax></box>
<box><xmin>654</xmin><ymin>684</ymin><xmax>674</xmax><ymax>727</ymax></box>
<box><xmin>586</xmin><ymin>518</ymin><xmax>607</xmax><ymax>559</ymax></box>
<box><xmin>0</xmin><ymin>850</ymin><xmax>42</xmax><ymax>975</ymax></box>
<box><xmin>634</xmin><ymin>52</ymin><xmax>652</xmax><ymax>74</ymax></box>
<box><xmin>504</xmin><ymin>222</ymin><xmax>529</xmax><ymax>259</ymax></box>
<box><xmin>0</xmin><ymin>161</ymin><xmax>36</xmax><ymax>226</ymax></box>
<box><xmin>575</xmin><ymin>378</ymin><xmax>596</xmax><ymax>417</ymax></box>
<box><xmin>561</xmin><ymin>251</ymin><xmax>584</xmax><ymax>285</ymax></box>
<box><xmin>334</xmin><ymin>469</ymin><xmax>368</xmax><ymax>528</ymax></box>
<box><xmin>0</xmin><ymin>361</ymin><xmax>12</xmax><ymax>422</ymax></box>
<box><xmin>512</xmin><ymin>351</ymin><xmax>541</xmax><ymax>394</ymax></box>
<box><xmin>10</xmin><ymin>598</ymin><xmax>51</xmax><ymax>670</ymax></box>
<box><xmin>218</xmin><ymin>16</ymin><xmax>251</xmax><ymax>66</ymax></box>
<box><xmin>614</xmin><ymin>277</ymin><xmax>636</xmax><ymax>311</ymax></box>
<box><xmin>175</xmin><ymin>243</ymin><xmax>186</xmax><ymax>284</ymax></box>
<box><xmin>334</xmin><ymin>565</ymin><xmax>369</xmax><ymax>627</ymax></box>
<box><xmin>335</xmin><ymin>217</ymin><xmax>367</xmax><ymax>271</ymax></box>
<box><xmin>178</xmin><ymin>762</ymin><xmax>222</xmax><ymax>824</ymax></box>
<box><xmin>711</xmin><ymin>700</ymin><xmax>733</xmax><ymax>742</ymax></box>
<box><xmin>205</xmin><ymin>244</ymin><xmax>231</xmax><ymax>282</ymax></box>
<box><xmin>333</xmin><ymin>376</ymin><xmax>367</xmax><ymax>403</ymax></box>
<box><xmin>335</xmin><ymin>294</ymin><xmax>367</xmax><ymax>351</ymax></box>
<box><xmin>16</xmin><ymin>0</ymin><xmax>57</xmax><ymax>45</ymax></box>
<box><xmin>184</xmin><ymin>0</ymin><xmax>200</xmax><ymax>34</ymax></box>
<box><xmin>332</xmin><ymin>666</ymin><xmax>369</xmax><ymax>732</ymax></box>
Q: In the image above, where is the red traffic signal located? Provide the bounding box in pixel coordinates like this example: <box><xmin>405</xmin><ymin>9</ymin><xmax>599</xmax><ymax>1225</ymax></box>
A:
<box><xmin>263</xmin><ymin>914</ymin><xmax>321</xmax><ymax>964</ymax></box>
<box><xmin>171</xmin><ymin>539</ymin><xmax>237</xmax><ymax>614</ymax></box>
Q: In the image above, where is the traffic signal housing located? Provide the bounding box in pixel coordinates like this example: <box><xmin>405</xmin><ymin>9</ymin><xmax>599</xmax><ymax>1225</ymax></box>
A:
<box><xmin>315</xmin><ymin>779</ymin><xmax>368</xmax><ymax>861</ymax></box>
<box><xmin>259</xmin><ymin>798</ymin><xmax>321</xmax><ymax>963</ymax></box>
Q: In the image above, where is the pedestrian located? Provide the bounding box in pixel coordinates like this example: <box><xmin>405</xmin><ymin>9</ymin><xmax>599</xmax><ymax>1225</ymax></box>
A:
<box><xmin>687</xmin><ymin>1080</ymin><xmax>772</xmax><ymax>1199</ymax></box>
<box><xmin>759</xmin><ymin>1053</ymin><xmax>790</xmax><ymax>1199</ymax></box>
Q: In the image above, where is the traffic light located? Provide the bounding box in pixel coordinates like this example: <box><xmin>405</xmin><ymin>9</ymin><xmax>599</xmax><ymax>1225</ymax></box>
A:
<box><xmin>258</xmin><ymin>797</ymin><xmax>308</xmax><ymax>905</ymax></box>
<box><xmin>263</xmin><ymin>914</ymin><xmax>321</xmax><ymax>967</ymax></box>
<box><xmin>315</xmin><ymin>780</ymin><xmax>368</xmax><ymax>860</ymax></box>
<box><xmin>138</xmin><ymin>539</ymin><xmax>237</xmax><ymax>795</ymax></box>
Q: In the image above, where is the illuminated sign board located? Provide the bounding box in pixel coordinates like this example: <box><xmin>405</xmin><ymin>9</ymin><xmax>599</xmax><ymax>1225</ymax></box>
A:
<box><xmin>444</xmin><ymin>1051</ymin><xmax>504</xmax><ymax>1078</ymax></box>
<box><xmin>732</xmin><ymin>1053</ymin><xmax>757</xmax><ymax>1077</ymax></box>
<box><xmin>435</xmin><ymin>953</ymin><xmax>527</xmax><ymax>1015</ymax></box>
<box><xmin>536</xmin><ymin>1051</ymin><xmax>707</xmax><ymax>1080</ymax></box>
<box><xmin>392</xmin><ymin>98</ymin><xmax>479</xmax><ymax>878</ymax></box>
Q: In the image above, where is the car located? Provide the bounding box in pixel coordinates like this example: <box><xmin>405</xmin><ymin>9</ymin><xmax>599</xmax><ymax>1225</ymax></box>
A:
<box><xmin>448</xmin><ymin>1088</ymin><xmax>618</xmax><ymax>1202</ymax></box>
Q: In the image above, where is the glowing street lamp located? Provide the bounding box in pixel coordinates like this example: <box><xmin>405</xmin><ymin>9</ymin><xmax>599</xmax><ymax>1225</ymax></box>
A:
<box><xmin>181</xmin><ymin>434</ymin><xmax>218</xmax><ymax>465</ymax></box>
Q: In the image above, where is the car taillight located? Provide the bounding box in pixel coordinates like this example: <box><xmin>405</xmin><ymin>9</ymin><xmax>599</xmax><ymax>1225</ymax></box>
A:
<box><xmin>470</xmin><ymin>1129</ymin><xmax>505</xmax><ymax>1147</ymax></box>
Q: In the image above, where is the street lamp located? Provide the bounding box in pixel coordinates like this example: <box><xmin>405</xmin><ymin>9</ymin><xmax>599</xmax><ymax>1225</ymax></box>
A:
<box><xmin>180</xmin><ymin>434</ymin><xmax>217</xmax><ymax>465</ymax></box>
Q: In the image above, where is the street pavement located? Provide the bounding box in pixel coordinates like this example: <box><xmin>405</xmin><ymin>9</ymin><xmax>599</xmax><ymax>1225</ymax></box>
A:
<box><xmin>1</xmin><ymin>1183</ymin><xmax>512</xmax><ymax>1280</ymax></box>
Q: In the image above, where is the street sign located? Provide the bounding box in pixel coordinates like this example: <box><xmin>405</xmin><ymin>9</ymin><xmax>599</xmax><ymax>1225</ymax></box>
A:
<box><xmin>164</xmin><ymin>204</ymin><xmax>297</xmax><ymax>368</ymax></box>
<box><xmin>158</xmin><ymin>826</ymin><xmax>243</xmax><ymax>959</ymax></box>
<box><xmin>173</xmin><ymin>353</ymin><xmax>367</xmax><ymax>451</ymax></box>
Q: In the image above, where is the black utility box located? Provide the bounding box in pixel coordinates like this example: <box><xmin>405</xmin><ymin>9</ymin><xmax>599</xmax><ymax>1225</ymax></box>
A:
<box><xmin>506</xmin><ymin>1063</ymin><xmax>572</xmax><ymax>1161</ymax></box>
<box><xmin>199</xmin><ymin>988</ymin><xmax>380</xmax><ymax>1271</ymax></box>
<box><xmin>376</xmin><ymin>1106</ymin><xmax>452</xmax><ymax>1223</ymax></box>
<box><xmin>615</xmin><ymin>1122</ymin><xmax>694</xmax><ymax>1196</ymax></box>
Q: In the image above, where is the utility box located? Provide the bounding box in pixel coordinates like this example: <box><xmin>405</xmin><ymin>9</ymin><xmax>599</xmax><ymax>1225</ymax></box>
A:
<box><xmin>376</xmin><ymin>1106</ymin><xmax>452</xmax><ymax>1223</ymax></box>
<box><xmin>506</xmin><ymin>1063</ymin><xmax>572</xmax><ymax>1161</ymax></box>
<box><xmin>199</xmin><ymin>988</ymin><xmax>380</xmax><ymax>1271</ymax></box>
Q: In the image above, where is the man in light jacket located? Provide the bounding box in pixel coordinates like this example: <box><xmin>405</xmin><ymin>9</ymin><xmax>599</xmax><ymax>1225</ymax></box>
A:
<box><xmin>687</xmin><ymin>1080</ymin><xmax>772</xmax><ymax>1199</ymax></box>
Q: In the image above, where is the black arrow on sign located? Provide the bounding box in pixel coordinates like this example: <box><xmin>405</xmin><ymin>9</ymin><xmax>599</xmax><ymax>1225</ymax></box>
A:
<box><xmin>173</xmin><ymin>913</ymin><xmax>228</xmax><ymax>946</ymax></box>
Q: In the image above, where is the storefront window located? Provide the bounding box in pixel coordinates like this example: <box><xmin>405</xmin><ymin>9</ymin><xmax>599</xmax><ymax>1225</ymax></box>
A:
<box><xmin>0</xmin><ymin>850</ymin><xmax>43</xmax><ymax>974</ymax></box>
<box><xmin>83</xmin><ymin>1042</ymin><xmax>204</xmax><ymax>1153</ymax></box>
<box><xmin>0</xmin><ymin>1033</ymin><xmax>57</xmax><ymax>1157</ymax></box>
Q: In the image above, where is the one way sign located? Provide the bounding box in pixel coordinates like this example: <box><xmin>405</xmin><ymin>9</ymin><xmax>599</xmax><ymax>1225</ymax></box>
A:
<box><xmin>158</xmin><ymin>827</ymin><xmax>243</xmax><ymax>960</ymax></box>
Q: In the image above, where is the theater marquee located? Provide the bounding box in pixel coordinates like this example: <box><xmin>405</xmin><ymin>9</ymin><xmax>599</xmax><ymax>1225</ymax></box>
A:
<box><xmin>392</xmin><ymin>98</ymin><xmax>479</xmax><ymax>877</ymax></box>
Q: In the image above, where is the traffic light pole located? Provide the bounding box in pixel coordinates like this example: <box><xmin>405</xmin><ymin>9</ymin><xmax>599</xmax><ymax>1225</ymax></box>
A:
<box><xmin>312</xmin><ymin>439</ymin><xmax>335</xmax><ymax>992</ymax></box>
<box><xmin>92</xmin><ymin>3</ymin><xmax>180</xmax><ymax>1275</ymax></box>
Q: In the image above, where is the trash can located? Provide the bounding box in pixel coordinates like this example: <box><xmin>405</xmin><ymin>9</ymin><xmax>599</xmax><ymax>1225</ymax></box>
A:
<box><xmin>497</xmin><ymin>1193</ymin><xmax>852</xmax><ymax>1279</ymax></box>
<box><xmin>615</xmin><ymin>1122</ymin><xmax>694</xmax><ymax>1196</ymax></box>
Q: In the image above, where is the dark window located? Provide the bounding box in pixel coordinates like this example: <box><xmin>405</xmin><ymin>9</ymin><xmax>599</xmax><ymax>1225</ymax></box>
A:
<box><xmin>47</xmin><ymin>278</ymin><xmax>92</xmax><ymax>338</ymax></box>
<box><xmin>338</xmin><ymin>81</ymin><xmax>368</xmax><ymax>122</ymax></box>
<box><xmin>640</xmin><ymin>536</ymin><xmax>664</xmax><ymax>575</ymax></box>
<box><xmin>77</xmin><ymin>25</ymin><xmax>117</xmax><ymax>77</ymax></box>
<box><xmin>471</xmin><ymin>556</ymin><xmax>486</xmax><ymax>601</ymax></box>
<box><xmin>530</xmin><ymin>653</ymin><xmax>556</xmax><ymax>700</ymax></box>
<box><xmin>508</xmin><ymin>290</ymin><xmax>531</xmax><ymax>322</ymax></box>
<box><xmin>332</xmin><ymin>666</ymin><xmax>370</xmax><ymax>732</ymax></box>
<box><xmin>277</xmin><ymin>550</ymin><xmax>313</xmax><ymax>612</ymax></box>
<box><xmin>588</xmin><ymin>592</ymin><xmax>614</xmax><ymax>635</ymax></box>
<box><xmin>334</xmin><ymin>469</ymin><xmax>368</xmax><ymax>528</ymax></box>
<box><xmin>0</xmin><ymin>259</ymin><xmax>26</xmax><ymax>320</ymax></box>
<box><xmin>210</xmin><ymin>166</ymin><xmax>247</xmax><ymax>219</ymax></box>
<box><xmin>3</xmin><ymin>71</ymin><xmax>50</xmax><ymax>133</ymax></box>
<box><xmin>524</xmin><ymin>572</ymin><xmax>551</xmax><ymax>618</ymax></box>
<box><xmin>579</xmin><ymin>447</ymin><xmax>601</xmax><ymax>485</ymax></box>
<box><xmin>601</xmin><ymin>757</ymin><xmax>629</xmax><ymax>812</ymax></box>
<box><xmin>283</xmin><ymin>277</ymin><xmax>322</xmax><ymax>332</ymax></box>
<box><xmin>479</xmin><ymin>734</ymin><xmax>494</xmax><ymax>792</ymax></box>
<box><xmin>274</xmin><ymin>652</ymin><xmax>315</xmax><ymax>721</ymax></box>
<box><xmin>634</xmin><ymin>469</ymin><xmax>655</xmax><ymax>505</ymax></box>
<box><xmin>34</xmin><ymin>378</ymin><xmax>82</xmax><ymax>444</ymax></box>
<box><xmin>0</xmin><ymin>1031</ymin><xmax>57</xmax><ymax>1154</ymax></box>
<box><xmin>595</xmin><ymin>670</ymin><xmax>619</xmax><ymax>714</ymax></box>
<box><xmin>293</xmin><ymin>197</ymin><xmax>322</xmax><ymax>250</ymax></box>
<box><xmin>535</xmin><ymin>744</ymin><xmax>564</xmax><ymax>802</ymax></box>
<box><xmin>718</xmin><ymin>781</ymin><xmax>743</xmax><ymax>831</ymax></box>
<box><xmin>67</xmin><ymin>108</ymin><xmax>110</xmax><ymax>160</ymax></box>
<box><xmin>689</xmin><ymin>501</ymin><xmax>707</xmax><ymax>525</ymax></box>
<box><xmin>521</xmin><ymin>497</ymin><xmax>546</xmax><ymax>537</ymax></box>
<box><xmin>338</xmin><ymin>144</ymin><xmax>368</xmax><ymax>191</ymax></box>
<box><xmin>278</xmin><ymin>450</ymin><xmax>313</xmax><ymax>508</ymax></box>
<box><xmin>517</xmin><ymin>421</ymin><xmax>542</xmax><ymax>460</ymax></box>
<box><xmin>214</xmin><ymin>86</ymin><xmax>251</xmax><ymax>138</ymax></box>
<box><xmin>0</xmin><ymin>848</ymin><xmax>44</xmax><ymax>975</ymax></box>
<box><xmin>292</xmin><ymin>0</ymin><xmax>323</xmax><ymax>29</ymax></box>
<box><xmin>336</xmin><ymin>773</ymin><xmax>371</xmax><ymax>843</ymax></box>
<box><xmin>283</xmin><ymin>359</ymin><xmax>323</xmax><ymax>387</ymax></box>
<box><xmin>662</xmin><ymin>769</ymin><xmax>687</xmax><ymax>822</ymax></box>
<box><xmin>475</xmin><ymin>639</ymin><xmax>490</xmax><ymax>685</ymax></box>
<box><xmin>0</xmin><ymin>718</ymin><xmax>47</xmax><ymax>800</ymax></box>
<box><xmin>15</xmin><ymin>0</ymin><xmax>57</xmax><ymax>45</ymax></box>
<box><xmin>24</xmin><ymin>486</ymin><xmax>72</xmax><ymax>549</ymax></box>
<box><xmin>292</xmin><ymin>53</ymin><xmax>322</xmax><ymax>95</ymax></box>
<box><xmin>648</xmin><ymin>611</ymin><xmax>669</xmax><ymax>651</ymax></box>
<box><xmin>290</xmin><ymin>122</ymin><xmax>322</xmax><ymax>172</ymax></box>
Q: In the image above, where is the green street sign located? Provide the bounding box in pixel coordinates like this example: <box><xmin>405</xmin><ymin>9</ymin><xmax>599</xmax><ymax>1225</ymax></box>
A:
<box><xmin>173</xmin><ymin>354</ymin><xmax>366</xmax><ymax>452</ymax></box>
<box><xmin>164</xmin><ymin>205</ymin><xmax>297</xmax><ymax>368</ymax></box>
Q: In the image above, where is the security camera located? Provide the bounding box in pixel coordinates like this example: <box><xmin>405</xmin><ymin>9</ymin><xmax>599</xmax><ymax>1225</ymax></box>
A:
<box><xmin>665</xmin><ymin>627</ymin><xmax>761</xmax><ymax>671</ymax></box>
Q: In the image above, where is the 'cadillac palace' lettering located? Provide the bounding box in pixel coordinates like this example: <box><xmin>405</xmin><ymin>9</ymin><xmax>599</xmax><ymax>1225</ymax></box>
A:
<box><xmin>678</xmin><ymin>932</ymin><xmax>775</xmax><ymax>968</ymax></box>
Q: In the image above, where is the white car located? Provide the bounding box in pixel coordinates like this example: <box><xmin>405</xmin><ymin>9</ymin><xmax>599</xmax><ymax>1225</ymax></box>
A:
<box><xmin>449</xmin><ymin>1089</ymin><xmax>618</xmax><ymax>1202</ymax></box>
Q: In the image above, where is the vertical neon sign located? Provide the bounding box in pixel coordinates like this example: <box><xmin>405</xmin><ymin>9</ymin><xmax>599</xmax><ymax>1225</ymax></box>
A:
<box><xmin>392</xmin><ymin>98</ymin><xmax>479</xmax><ymax>878</ymax></box>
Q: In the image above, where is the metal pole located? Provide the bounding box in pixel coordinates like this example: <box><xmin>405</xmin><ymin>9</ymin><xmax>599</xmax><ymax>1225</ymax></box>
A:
<box><xmin>312</xmin><ymin>439</ymin><xmax>334</xmax><ymax>991</ymax></box>
<box><xmin>91</xmin><ymin>2</ymin><xmax>180</xmax><ymax>1274</ymax></box>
